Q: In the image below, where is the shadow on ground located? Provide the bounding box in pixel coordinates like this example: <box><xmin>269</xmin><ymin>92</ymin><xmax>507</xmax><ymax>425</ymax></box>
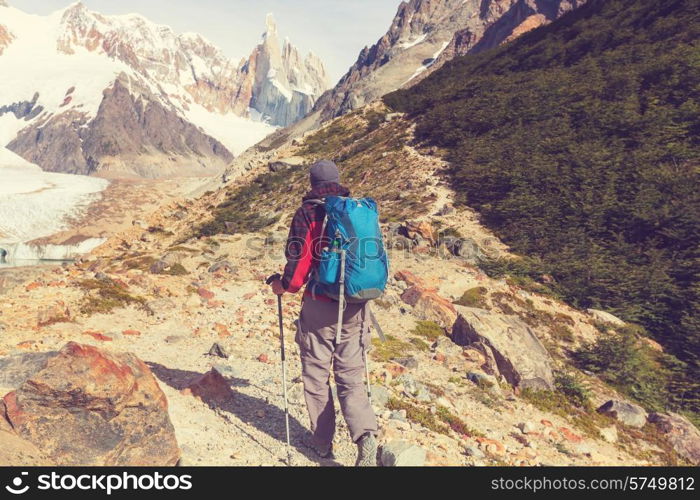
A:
<box><xmin>147</xmin><ymin>361</ymin><xmax>342</xmax><ymax>467</ymax></box>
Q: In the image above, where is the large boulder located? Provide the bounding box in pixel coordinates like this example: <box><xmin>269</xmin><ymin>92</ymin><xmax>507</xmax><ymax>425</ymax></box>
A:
<box><xmin>1</xmin><ymin>342</ymin><xmax>180</xmax><ymax>466</ymax></box>
<box><xmin>450</xmin><ymin>306</ymin><xmax>554</xmax><ymax>390</ymax></box>
<box><xmin>648</xmin><ymin>412</ymin><xmax>700</xmax><ymax>465</ymax></box>
<box><xmin>401</xmin><ymin>286</ymin><xmax>457</xmax><ymax>328</ymax></box>
<box><xmin>597</xmin><ymin>400</ymin><xmax>647</xmax><ymax>428</ymax></box>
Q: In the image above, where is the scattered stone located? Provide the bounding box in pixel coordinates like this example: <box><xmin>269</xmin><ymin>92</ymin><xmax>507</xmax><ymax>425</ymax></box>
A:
<box><xmin>597</xmin><ymin>400</ymin><xmax>647</xmax><ymax>428</ymax></box>
<box><xmin>145</xmin><ymin>298</ymin><xmax>177</xmax><ymax>317</ymax></box>
<box><xmin>208</xmin><ymin>343</ymin><xmax>230</xmax><ymax>359</ymax></box>
<box><xmin>83</xmin><ymin>330</ymin><xmax>113</xmax><ymax>342</ymax></box>
<box><xmin>394</xmin><ymin>356</ymin><xmax>419</xmax><ymax>370</ymax></box>
<box><xmin>402</xmin><ymin>221</ymin><xmax>436</xmax><ymax>245</ymax></box>
<box><xmin>257</xmin><ymin>354</ymin><xmax>270</xmax><ymax>363</ymax></box>
<box><xmin>2</xmin><ymin>342</ymin><xmax>180</xmax><ymax>466</ymax></box>
<box><xmin>165</xmin><ymin>335</ymin><xmax>184</xmax><ymax>344</ymax></box>
<box><xmin>213</xmin><ymin>323</ymin><xmax>231</xmax><ymax>338</ymax></box>
<box><xmin>451</xmin><ymin>306</ymin><xmax>555</xmax><ymax>390</ymax></box>
<box><xmin>198</xmin><ymin>288</ymin><xmax>215</xmax><ymax>300</ymax></box>
<box><xmin>519</xmin><ymin>421</ymin><xmax>537</xmax><ymax>435</ymax></box>
<box><xmin>370</xmin><ymin>385</ymin><xmax>390</xmax><ymax>408</ymax></box>
<box><xmin>184</xmin><ymin>368</ymin><xmax>235</xmax><ymax>406</ymax></box>
<box><xmin>122</xmin><ymin>329</ymin><xmax>141</xmax><ymax>336</ymax></box>
<box><xmin>389</xmin><ymin>410</ymin><xmax>407</xmax><ymax>422</ymax></box>
<box><xmin>380</xmin><ymin>441</ymin><xmax>426</xmax><ymax>466</ymax></box>
<box><xmin>208</xmin><ymin>261</ymin><xmax>235</xmax><ymax>274</ymax></box>
<box><xmin>268</xmin><ymin>161</ymin><xmax>291</xmax><ymax>172</ymax></box>
<box><xmin>587</xmin><ymin>309</ymin><xmax>625</xmax><ymax>327</ymax></box>
<box><xmin>648</xmin><ymin>412</ymin><xmax>700</xmax><ymax>465</ymax></box>
<box><xmin>442</xmin><ymin>237</ymin><xmax>485</xmax><ymax>262</ymax></box>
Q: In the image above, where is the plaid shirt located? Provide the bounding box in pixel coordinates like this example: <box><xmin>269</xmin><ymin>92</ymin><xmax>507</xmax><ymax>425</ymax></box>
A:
<box><xmin>281</xmin><ymin>182</ymin><xmax>350</xmax><ymax>295</ymax></box>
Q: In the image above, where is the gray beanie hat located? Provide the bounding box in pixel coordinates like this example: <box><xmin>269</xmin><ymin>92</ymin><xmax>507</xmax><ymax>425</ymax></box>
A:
<box><xmin>309</xmin><ymin>159</ymin><xmax>340</xmax><ymax>187</ymax></box>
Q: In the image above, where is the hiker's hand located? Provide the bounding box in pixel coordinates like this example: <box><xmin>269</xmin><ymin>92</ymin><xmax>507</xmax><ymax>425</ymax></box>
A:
<box><xmin>270</xmin><ymin>278</ymin><xmax>285</xmax><ymax>296</ymax></box>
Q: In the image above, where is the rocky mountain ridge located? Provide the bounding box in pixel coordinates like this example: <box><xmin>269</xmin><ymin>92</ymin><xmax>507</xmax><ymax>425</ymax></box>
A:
<box><xmin>0</xmin><ymin>2</ymin><xmax>328</xmax><ymax>177</ymax></box>
<box><xmin>312</xmin><ymin>0</ymin><xmax>586</xmax><ymax>121</ymax></box>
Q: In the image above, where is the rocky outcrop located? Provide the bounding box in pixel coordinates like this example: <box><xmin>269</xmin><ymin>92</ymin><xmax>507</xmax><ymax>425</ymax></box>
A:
<box><xmin>451</xmin><ymin>306</ymin><xmax>555</xmax><ymax>390</ymax></box>
<box><xmin>245</xmin><ymin>15</ymin><xmax>329</xmax><ymax>127</ymax></box>
<box><xmin>314</xmin><ymin>0</ymin><xmax>586</xmax><ymax>120</ymax></box>
<box><xmin>587</xmin><ymin>309</ymin><xmax>626</xmax><ymax>327</ymax></box>
<box><xmin>1</xmin><ymin>342</ymin><xmax>180</xmax><ymax>466</ymax></box>
<box><xmin>597</xmin><ymin>400</ymin><xmax>647</xmax><ymax>428</ymax></box>
<box><xmin>648</xmin><ymin>412</ymin><xmax>700</xmax><ymax>465</ymax></box>
<box><xmin>8</xmin><ymin>78</ymin><xmax>232</xmax><ymax>177</ymax></box>
<box><xmin>401</xmin><ymin>286</ymin><xmax>458</xmax><ymax>328</ymax></box>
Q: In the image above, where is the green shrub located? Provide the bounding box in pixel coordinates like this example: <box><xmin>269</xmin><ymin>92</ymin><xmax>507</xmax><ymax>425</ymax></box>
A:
<box><xmin>454</xmin><ymin>286</ymin><xmax>488</xmax><ymax>308</ymax></box>
<box><xmin>411</xmin><ymin>320</ymin><xmax>445</xmax><ymax>341</ymax></box>
<box><xmin>573</xmin><ymin>328</ymin><xmax>680</xmax><ymax>411</ymax></box>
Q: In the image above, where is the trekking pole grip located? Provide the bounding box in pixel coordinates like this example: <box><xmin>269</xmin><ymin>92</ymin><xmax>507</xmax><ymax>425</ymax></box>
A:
<box><xmin>266</xmin><ymin>273</ymin><xmax>282</xmax><ymax>285</ymax></box>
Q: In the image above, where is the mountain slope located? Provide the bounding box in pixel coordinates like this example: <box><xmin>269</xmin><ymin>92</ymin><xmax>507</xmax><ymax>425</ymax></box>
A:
<box><xmin>385</xmin><ymin>0</ymin><xmax>700</xmax><ymax>418</ymax></box>
<box><xmin>313</xmin><ymin>0</ymin><xmax>586</xmax><ymax>121</ymax></box>
<box><xmin>0</xmin><ymin>2</ymin><xmax>329</xmax><ymax>177</ymax></box>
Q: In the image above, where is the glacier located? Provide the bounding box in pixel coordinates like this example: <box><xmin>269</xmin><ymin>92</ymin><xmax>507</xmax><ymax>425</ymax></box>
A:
<box><xmin>0</xmin><ymin>146</ymin><xmax>108</xmax><ymax>266</ymax></box>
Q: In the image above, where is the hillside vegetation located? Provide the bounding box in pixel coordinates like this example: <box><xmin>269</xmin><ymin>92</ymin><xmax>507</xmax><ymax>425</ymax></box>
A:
<box><xmin>385</xmin><ymin>0</ymin><xmax>700</xmax><ymax>418</ymax></box>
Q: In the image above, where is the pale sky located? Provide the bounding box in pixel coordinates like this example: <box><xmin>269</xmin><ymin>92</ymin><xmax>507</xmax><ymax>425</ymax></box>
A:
<box><xmin>8</xmin><ymin>0</ymin><xmax>403</xmax><ymax>84</ymax></box>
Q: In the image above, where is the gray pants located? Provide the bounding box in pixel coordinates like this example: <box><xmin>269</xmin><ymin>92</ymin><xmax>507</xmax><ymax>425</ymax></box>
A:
<box><xmin>295</xmin><ymin>297</ymin><xmax>378</xmax><ymax>445</ymax></box>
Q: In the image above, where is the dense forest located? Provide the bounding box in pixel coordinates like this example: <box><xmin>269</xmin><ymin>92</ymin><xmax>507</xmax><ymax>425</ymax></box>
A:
<box><xmin>385</xmin><ymin>0</ymin><xmax>700</xmax><ymax>417</ymax></box>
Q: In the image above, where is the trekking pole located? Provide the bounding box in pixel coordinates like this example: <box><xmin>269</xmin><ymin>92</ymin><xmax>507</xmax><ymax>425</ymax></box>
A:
<box><xmin>266</xmin><ymin>273</ymin><xmax>292</xmax><ymax>466</ymax></box>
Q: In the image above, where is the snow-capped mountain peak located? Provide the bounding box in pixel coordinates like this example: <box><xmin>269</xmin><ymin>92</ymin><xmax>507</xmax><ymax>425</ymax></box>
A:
<box><xmin>0</xmin><ymin>3</ymin><xmax>329</xmax><ymax>177</ymax></box>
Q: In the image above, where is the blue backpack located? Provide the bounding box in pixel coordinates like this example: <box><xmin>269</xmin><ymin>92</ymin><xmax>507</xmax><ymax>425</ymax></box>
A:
<box><xmin>307</xmin><ymin>196</ymin><xmax>389</xmax><ymax>343</ymax></box>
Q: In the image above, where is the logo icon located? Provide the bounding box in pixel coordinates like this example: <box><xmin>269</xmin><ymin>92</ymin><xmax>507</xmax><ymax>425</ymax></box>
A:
<box><xmin>5</xmin><ymin>472</ymin><xmax>29</xmax><ymax>495</ymax></box>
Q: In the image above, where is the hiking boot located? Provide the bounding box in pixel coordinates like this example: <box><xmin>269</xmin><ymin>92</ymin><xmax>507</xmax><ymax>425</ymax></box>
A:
<box><xmin>302</xmin><ymin>433</ymin><xmax>333</xmax><ymax>458</ymax></box>
<box><xmin>355</xmin><ymin>432</ymin><xmax>378</xmax><ymax>466</ymax></box>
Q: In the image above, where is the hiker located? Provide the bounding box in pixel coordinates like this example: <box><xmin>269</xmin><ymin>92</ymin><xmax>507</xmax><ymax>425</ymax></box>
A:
<box><xmin>268</xmin><ymin>159</ymin><xmax>382</xmax><ymax>466</ymax></box>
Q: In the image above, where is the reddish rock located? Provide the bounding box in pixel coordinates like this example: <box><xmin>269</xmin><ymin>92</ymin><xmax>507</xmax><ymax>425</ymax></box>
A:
<box><xmin>207</xmin><ymin>300</ymin><xmax>224</xmax><ymax>308</ymax></box>
<box><xmin>2</xmin><ymin>342</ymin><xmax>180</xmax><ymax>466</ymax></box>
<box><xmin>84</xmin><ymin>330</ymin><xmax>113</xmax><ymax>342</ymax></box>
<box><xmin>265</xmin><ymin>298</ymin><xmax>276</xmax><ymax>306</ymax></box>
<box><xmin>198</xmin><ymin>288</ymin><xmax>215</xmax><ymax>300</ymax></box>
<box><xmin>401</xmin><ymin>286</ymin><xmax>457</xmax><ymax>328</ymax></box>
<box><xmin>476</xmin><ymin>437</ymin><xmax>505</xmax><ymax>455</ymax></box>
<box><xmin>214</xmin><ymin>323</ymin><xmax>231</xmax><ymax>338</ymax></box>
<box><xmin>405</xmin><ymin>220</ymin><xmax>436</xmax><ymax>245</ymax></box>
<box><xmin>122</xmin><ymin>329</ymin><xmax>141</xmax><ymax>336</ymax></box>
<box><xmin>558</xmin><ymin>426</ymin><xmax>583</xmax><ymax>443</ymax></box>
<box><xmin>384</xmin><ymin>362</ymin><xmax>406</xmax><ymax>377</ymax></box>
<box><xmin>184</xmin><ymin>368</ymin><xmax>234</xmax><ymax>406</ymax></box>
<box><xmin>434</xmin><ymin>352</ymin><xmax>447</xmax><ymax>363</ymax></box>
<box><xmin>25</xmin><ymin>282</ymin><xmax>42</xmax><ymax>291</ymax></box>
<box><xmin>257</xmin><ymin>353</ymin><xmax>269</xmax><ymax>363</ymax></box>
<box><xmin>541</xmin><ymin>419</ymin><xmax>553</xmax><ymax>427</ymax></box>
<box><xmin>243</xmin><ymin>292</ymin><xmax>256</xmax><ymax>300</ymax></box>
<box><xmin>394</xmin><ymin>270</ymin><xmax>426</xmax><ymax>288</ymax></box>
